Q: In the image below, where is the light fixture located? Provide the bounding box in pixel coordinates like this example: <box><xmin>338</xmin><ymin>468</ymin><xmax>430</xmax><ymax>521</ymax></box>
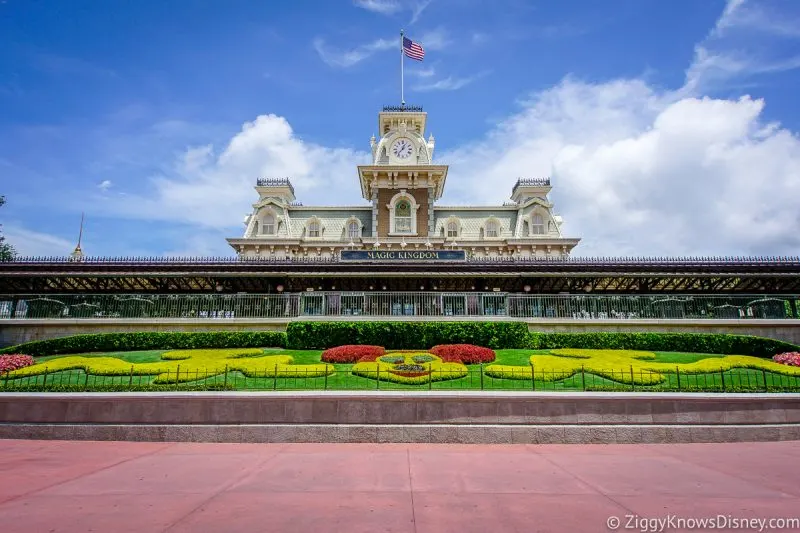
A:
<box><xmin>276</xmin><ymin>284</ymin><xmax>284</xmax><ymax>293</ymax></box>
<box><xmin>400</xmin><ymin>237</ymin><xmax>407</xmax><ymax>248</ymax></box>
<box><xmin>420</xmin><ymin>285</ymin><xmax>425</xmax><ymax>290</ymax></box>
<box><xmin>369</xmin><ymin>285</ymin><xmax>374</xmax><ymax>290</ymax></box>
<box><xmin>524</xmin><ymin>285</ymin><xmax>531</xmax><ymax>293</ymax></box>
<box><xmin>215</xmin><ymin>283</ymin><xmax>223</xmax><ymax>292</ymax></box>
<box><xmin>382</xmin><ymin>285</ymin><xmax>387</xmax><ymax>290</ymax></box>
<box><xmin>424</xmin><ymin>240</ymin><xmax>433</xmax><ymax>248</ymax></box>
<box><xmin>373</xmin><ymin>240</ymin><xmax>381</xmax><ymax>248</ymax></box>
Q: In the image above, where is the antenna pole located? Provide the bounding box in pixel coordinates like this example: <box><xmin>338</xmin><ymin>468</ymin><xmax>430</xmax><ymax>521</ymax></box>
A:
<box><xmin>400</xmin><ymin>29</ymin><xmax>405</xmax><ymax>106</ymax></box>
<box><xmin>77</xmin><ymin>212</ymin><xmax>84</xmax><ymax>247</ymax></box>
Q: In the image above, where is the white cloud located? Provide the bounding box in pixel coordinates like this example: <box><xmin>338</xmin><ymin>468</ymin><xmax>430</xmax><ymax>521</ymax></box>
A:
<box><xmin>414</xmin><ymin>71</ymin><xmax>489</xmax><ymax>91</ymax></box>
<box><xmin>354</xmin><ymin>0</ymin><xmax>432</xmax><ymax>24</ymax></box>
<box><xmin>97</xmin><ymin>114</ymin><xmax>368</xmax><ymax>229</ymax></box>
<box><xmin>685</xmin><ymin>0</ymin><xmax>800</xmax><ymax>92</ymax></box>
<box><xmin>98</xmin><ymin>179</ymin><xmax>112</xmax><ymax>192</ymax></box>
<box><xmin>3</xmin><ymin>225</ymin><xmax>75</xmax><ymax>257</ymax></box>
<box><xmin>439</xmin><ymin>79</ymin><xmax>800</xmax><ymax>256</ymax></box>
<box><xmin>313</xmin><ymin>37</ymin><xmax>394</xmax><ymax>68</ymax></box>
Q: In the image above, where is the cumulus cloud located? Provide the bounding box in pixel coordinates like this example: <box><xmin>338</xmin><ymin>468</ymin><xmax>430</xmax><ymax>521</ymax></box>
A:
<box><xmin>414</xmin><ymin>70</ymin><xmax>489</xmax><ymax>91</ymax></box>
<box><xmin>97</xmin><ymin>179</ymin><xmax>112</xmax><ymax>191</ymax></box>
<box><xmin>440</xmin><ymin>79</ymin><xmax>800</xmax><ymax>256</ymax></box>
<box><xmin>97</xmin><ymin>114</ymin><xmax>368</xmax><ymax>229</ymax></box>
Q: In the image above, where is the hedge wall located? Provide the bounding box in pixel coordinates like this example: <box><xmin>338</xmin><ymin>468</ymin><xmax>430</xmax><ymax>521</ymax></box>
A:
<box><xmin>528</xmin><ymin>332</ymin><xmax>799</xmax><ymax>358</ymax></box>
<box><xmin>287</xmin><ymin>322</ymin><xmax>530</xmax><ymax>350</ymax></box>
<box><xmin>0</xmin><ymin>331</ymin><xmax>287</xmax><ymax>357</ymax></box>
<box><xmin>1</xmin><ymin>323</ymin><xmax>797</xmax><ymax>358</ymax></box>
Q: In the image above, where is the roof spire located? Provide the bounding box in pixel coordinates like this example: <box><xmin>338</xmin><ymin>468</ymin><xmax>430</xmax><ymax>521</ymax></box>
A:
<box><xmin>70</xmin><ymin>212</ymin><xmax>85</xmax><ymax>261</ymax></box>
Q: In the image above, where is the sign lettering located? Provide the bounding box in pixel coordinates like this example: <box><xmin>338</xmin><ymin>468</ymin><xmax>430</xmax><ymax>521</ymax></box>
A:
<box><xmin>341</xmin><ymin>250</ymin><xmax>466</xmax><ymax>261</ymax></box>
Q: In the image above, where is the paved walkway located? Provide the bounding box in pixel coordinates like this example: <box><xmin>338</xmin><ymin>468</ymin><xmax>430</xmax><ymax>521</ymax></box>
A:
<box><xmin>0</xmin><ymin>440</ymin><xmax>799</xmax><ymax>532</ymax></box>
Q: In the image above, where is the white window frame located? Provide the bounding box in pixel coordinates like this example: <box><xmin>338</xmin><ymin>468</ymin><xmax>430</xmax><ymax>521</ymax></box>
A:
<box><xmin>531</xmin><ymin>213</ymin><xmax>545</xmax><ymax>235</ymax></box>
<box><xmin>387</xmin><ymin>191</ymin><xmax>419</xmax><ymax>236</ymax></box>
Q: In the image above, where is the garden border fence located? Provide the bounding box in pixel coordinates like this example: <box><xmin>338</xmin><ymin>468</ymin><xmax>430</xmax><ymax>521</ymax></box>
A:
<box><xmin>3</xmin><ymin>366</ymin><xmax>799</xmax><ymax>393</ymax></box>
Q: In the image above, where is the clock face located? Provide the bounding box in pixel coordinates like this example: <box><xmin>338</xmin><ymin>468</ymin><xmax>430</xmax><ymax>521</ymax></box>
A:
<box><xmin>392</xmin><ymin>138</ymin><xmax>413</xmax><ymax>159</ymax></box>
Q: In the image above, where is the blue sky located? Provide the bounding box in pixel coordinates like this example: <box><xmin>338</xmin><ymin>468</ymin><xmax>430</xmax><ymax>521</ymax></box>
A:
<box><xmin>1</xmin><ymin>0</ymin><xmax>799</xmax><ymax>257</ymax></box>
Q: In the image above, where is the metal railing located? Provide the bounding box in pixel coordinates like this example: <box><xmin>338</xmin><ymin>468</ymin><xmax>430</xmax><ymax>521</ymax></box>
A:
<box><xmin>1</xmin><ymin>293</ymin><xmax>798</xmax><ymax>320</ymax></box>
<box><xmin>2</xmin><ymin>255</ymin><xmax>799</xmax><ymax>265</ymax></box>
<box><xmin>2</xmin><ymin>366</ymin><xmax>799</xmax><ymax>392</ymax></box>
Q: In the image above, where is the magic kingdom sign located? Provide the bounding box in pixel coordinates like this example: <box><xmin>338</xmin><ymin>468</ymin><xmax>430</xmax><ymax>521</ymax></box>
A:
<box><xmin>341</xmin><ymin>250</ymin><xmax>466</xmax><ymax>261</ymax></box>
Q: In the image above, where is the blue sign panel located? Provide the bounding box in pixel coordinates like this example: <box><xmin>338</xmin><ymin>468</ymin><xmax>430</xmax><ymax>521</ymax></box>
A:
<box><xmin>341</xmin><ymin>250</ymin><xmax>466</xmax><ymax>261</ymax></box>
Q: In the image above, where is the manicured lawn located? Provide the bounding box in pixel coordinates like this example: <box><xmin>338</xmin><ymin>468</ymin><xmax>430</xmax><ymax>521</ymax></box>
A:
<box><xmin>3</xmin><ymin>348</ymin><xmax>799</xmax><ymax>392</ymax></box>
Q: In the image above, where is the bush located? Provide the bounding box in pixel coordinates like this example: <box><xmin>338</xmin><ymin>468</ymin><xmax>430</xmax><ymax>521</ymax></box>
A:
<box><xmin>430</xmin><ymin>344</ymin><xmax>496</xmax><ymax>364</ymax></box>
<box><xmin>321</xmin><ymin>345</ymin><xmax>385</xmax><ymax>364</ymax></box>
<box><xmin>0</xmin><ymin>331</ymin><xmax>287</xmax><ymax>357</ymax></box>
<box><xmin>287</xmin><ymin>322</ymin><xmax>529</xmax><ymax>350</ymax></box>
<box><xmin>526</xmin><ymin>332</ymin><xmax>799</xmax><ymax>358</ymax></box>
<box><xmin>0</xmin><ymin>354</ymin><xmax>35</xmax><ymax>373</ymax></box>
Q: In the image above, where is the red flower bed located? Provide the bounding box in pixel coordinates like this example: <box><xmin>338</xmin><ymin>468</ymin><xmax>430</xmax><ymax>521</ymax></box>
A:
<box><xmin>430</xmin><ymin>344</ymin><xmax>496</xmax><ymax>364</ymax></box>
<box><xmin>321</xmin><ymin>345</ymin><xmax>385</xmax><ymax>364</ymax></box>
<box><xmin>774</xmin><ymin>352</ymin><xmax>800</xmax><ymax>367</ymax></box>
<box><xmin>0</xmin><ymin>354</ymin><xmax>35</xmax><ymax>373</ymax></box>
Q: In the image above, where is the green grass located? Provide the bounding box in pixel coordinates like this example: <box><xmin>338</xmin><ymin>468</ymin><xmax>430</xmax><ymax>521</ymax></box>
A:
<box><xmin>3</xmin><ymin>348</ymin><xmax>799</xmax><ymax>393</ymax></box>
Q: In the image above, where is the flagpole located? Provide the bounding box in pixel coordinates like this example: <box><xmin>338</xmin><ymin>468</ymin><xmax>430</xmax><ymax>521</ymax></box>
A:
<box><xmin>400</xmin><ymin>29</ymin><xmax>405</xmax><ymax>106</ymax></box>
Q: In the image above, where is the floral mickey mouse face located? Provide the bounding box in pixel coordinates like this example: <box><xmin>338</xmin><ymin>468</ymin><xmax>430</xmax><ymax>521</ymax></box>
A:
<box><xmin>352</xmin><ymin>352</ymin><xmax>468</xmax><ymax>384</ymax></box>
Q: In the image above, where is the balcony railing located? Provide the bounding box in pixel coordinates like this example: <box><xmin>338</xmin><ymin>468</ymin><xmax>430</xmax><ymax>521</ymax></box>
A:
<box><xmin>1</xmin><ymin>293</ymin><xmax>798</xmax><ymax>320</ymax></box>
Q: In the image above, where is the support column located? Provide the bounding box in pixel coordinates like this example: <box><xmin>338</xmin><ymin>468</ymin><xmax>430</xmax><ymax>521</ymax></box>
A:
<box><xmin>371</xmin><ymin>189</ymin><xmax>378</xmax><ymax>238</ymax></box>
<box><xmin>428</xmin><ymin>186</ymin><xmax>435</xmax><ymax>236</ymax></box>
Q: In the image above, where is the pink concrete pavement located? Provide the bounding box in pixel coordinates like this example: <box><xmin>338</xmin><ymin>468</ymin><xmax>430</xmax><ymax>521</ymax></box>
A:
<box><xmin>0</xmin><ymin>440</ymin><xmax>799</xmax><ymax>533</ymax></box>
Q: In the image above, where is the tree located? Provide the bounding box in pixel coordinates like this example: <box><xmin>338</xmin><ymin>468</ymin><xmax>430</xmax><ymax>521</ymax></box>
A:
<box><xmin>0</xmin><ymin>196</ymin><xmax>17</xmax><ymax>261</ymax></box>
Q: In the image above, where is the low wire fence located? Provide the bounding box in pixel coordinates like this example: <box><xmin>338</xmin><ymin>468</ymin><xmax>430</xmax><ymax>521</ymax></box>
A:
<box><xmin>3</xmin><ymin>366</ymin><xmax>799</xmax><ymax>393</ymax></box>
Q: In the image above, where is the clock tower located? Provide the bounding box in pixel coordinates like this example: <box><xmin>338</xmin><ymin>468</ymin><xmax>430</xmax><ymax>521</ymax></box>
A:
<box><xmin>358</xmin><ymin>105</ymin><xmax>448</xmax><ymax>240</ymax></box>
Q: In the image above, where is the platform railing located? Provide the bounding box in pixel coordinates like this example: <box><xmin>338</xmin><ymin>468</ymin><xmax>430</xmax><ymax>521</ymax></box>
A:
<box><xmin>1</xmin><ymin>293</ymin><xmax>798</xmax><ymax>320</ymax></box>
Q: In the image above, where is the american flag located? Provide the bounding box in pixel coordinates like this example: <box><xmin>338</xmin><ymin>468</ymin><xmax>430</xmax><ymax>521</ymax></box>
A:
<box><xmin>402</xmin><ymin>36</ymin><xmax>425</xmax><ymax>61</ymax></box>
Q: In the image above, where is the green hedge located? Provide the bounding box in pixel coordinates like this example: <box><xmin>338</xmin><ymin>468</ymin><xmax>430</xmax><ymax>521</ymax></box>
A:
<box><xmin>0</xmin><ymin>331</ymin><xmax>287</xmax><ymax>357</ymax></box>
<box><xmin>1</xmin><ymin>324</ymin><xmax>797</xmax><ymax>358</ymax></box>
<box><xmin>527</xmin><ymin>332</ymin><xmax>799</xmax><ymax>358</ymax></box>
<box><xmin>287</xmin><ymin>321</ymin><xmax>530</xmax><ymax>350</ymax></box>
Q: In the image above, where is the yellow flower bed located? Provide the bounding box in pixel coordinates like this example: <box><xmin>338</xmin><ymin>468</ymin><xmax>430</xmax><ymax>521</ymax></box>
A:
<box><xmin>7</xmin><ymin>348</ymin><xmax>333</xmax><ymax>384</ymax></box>
<box><xmin>484</xmin><ymin>349</ymin><xmax>800</xmax><ymax>385</ymax></box>
<box><xmin>352</xmin><ymin>352</ymin><xmax>467</xmax><ymax>384</ymax></box>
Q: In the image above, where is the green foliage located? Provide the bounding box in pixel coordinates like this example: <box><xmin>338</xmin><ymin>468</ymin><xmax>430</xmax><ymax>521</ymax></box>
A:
<box><xmin>0</xmin><ymin>331</ymin><xmax>287</xmax><ymax>357</ymax></box>
<box><xmin>526</xmin><ymin>331</ymin><xmax>799</xmax><ymax>358</ymax></box>
<box><xmin>286</xmin><ymin>321</ymin><xmax>530</xmax><ymax>350</ymax></box>
<box><xmin>0</xmin><ymin>195</ymin><xmax>16</xmax><ymax>261</ymax></box>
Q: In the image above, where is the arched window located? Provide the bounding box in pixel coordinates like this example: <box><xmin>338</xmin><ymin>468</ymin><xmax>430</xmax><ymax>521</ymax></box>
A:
<box><xmin>532</xmin><ymin>214</ymin><xmax>545</xmax><ymax>235</ymax></box>
<box><xmin>347</xmin><ymin>220</ymin><xmax>360</xmax><ymax>240</ymax></box>
<box><xmin>308</xmin><ymin>220</ymin><xmax>321</xmax><ymax>238</ymax></box>
<box><xmin>447</xmin><ymin>220</ymin><xmax>458</xmax><ymax>238</ymax></box>
<box><xmin>395</xmin><ymin>199</ymin><xmax>412</xmax><ymax>233</ymax></box>
<box><xmin>485</xmin><ymin>220</ymin><xmax>499</xmax><ymax>238</ymax></box>
<box><xmin>262</xmin><ymin>214</ymin><xmax>275</xmax><ymax>235</ymax></box>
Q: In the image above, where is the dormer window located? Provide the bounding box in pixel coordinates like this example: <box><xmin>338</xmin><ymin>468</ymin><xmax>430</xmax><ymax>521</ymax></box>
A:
<box><xmin>447</xmin><ymin>220</ymin><xmax>459</xmax><ymax>238</ymax></box>
<box><xmin>308</xmin><ymin>220</ymin><xmax>321</xmax><ymax>238</ymax></box>
<box><xmin>485</xmin><ymin>220</ymin><xmax>499</xmax><ymax>238</ymax></box>
<box><xmin>347</xmin><ymin>220</ymin><xmax>360</xmax><ymax>240</ymax></box>
<box><xmin>262</xmin><ymin>214</ymin><xmax>276</xmax><ymax>235</ymax></box>
<box><xmin>532</xmin><ymin>213</ymin><xmax>545</xmax><ymax>235</ymax></box>
<box><xmin>395</xmin><ymin>199</ymin><xmax>412</xmax><ymax>233</ymax></box>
